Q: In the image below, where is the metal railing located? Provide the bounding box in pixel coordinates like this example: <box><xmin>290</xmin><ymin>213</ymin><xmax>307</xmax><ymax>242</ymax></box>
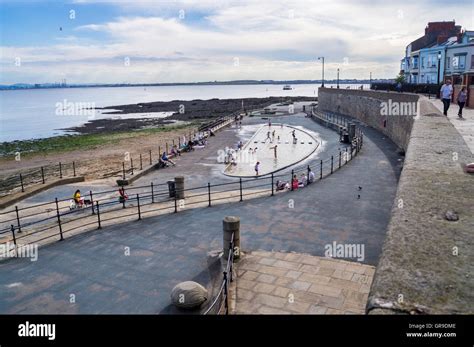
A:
<box><xmin>0</xmin><ymin>111</ymin><xmax>364</xmax><ymax>259</ymax></box>
<box><xmin>203</xmin><ymin>232</ymin><xmax>234</xmax><ymax>315</ymax></box>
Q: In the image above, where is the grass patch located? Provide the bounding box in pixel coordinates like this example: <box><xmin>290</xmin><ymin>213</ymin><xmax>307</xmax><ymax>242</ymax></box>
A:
<box><xmin>0</xmin><ymin>123</ymin><xmax>198</xmax><ymax>158</ymax></box>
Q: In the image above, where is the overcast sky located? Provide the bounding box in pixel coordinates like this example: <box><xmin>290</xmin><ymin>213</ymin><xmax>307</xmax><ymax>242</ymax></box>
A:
<box><xmin>1</xmin><ymin>0</ymin><xmax>473</xmax><ymax>84</ymax></box>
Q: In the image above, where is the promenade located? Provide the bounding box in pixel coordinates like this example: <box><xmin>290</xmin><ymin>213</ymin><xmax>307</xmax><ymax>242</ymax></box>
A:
<box><xmin>0</xmin><ymin>110</ymin><xmax>402</xmax><ymax>313</ymax></box>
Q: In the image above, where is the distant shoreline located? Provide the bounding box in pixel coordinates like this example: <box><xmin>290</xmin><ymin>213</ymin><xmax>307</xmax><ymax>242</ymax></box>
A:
<box><xmin>0</xmin><ymin>80</ymin><xmax>381</xmax><ymax>91</ymax></box>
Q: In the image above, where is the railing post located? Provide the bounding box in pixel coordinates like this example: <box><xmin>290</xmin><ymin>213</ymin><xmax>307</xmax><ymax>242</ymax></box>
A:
<box><xmin>158</xmin><ymin>146</ymin><xmax>161</xmax><ymax>158</ymax></box>
<box><xmin>223</xmin><ymin>271</ymin><xmax>229</xmax><ymax>315</ymax></box>
<box><xmin>90</xmin><ymin>190</ymin><xmax>95</xmax><ymax>215</ymax></box>
<box><xmin>55</xmin><ymin>198</ymin><xmax>64</xmax><ymax>241</ymax></box>
<box><xmin>239</xmin><ymin>178</ymin><xmax>243</xmax><ymax>201</ymax></box>
<box><xmin>59</xmin><ymin>162</ymin><xmax>63</xmax><ymax>179</ymax></box>
<box><xmin>140</xmin><ymin>154</ymin><xmax>143</xmax><ymax>170</ymax></box>
<box><xmin>19</xmin><ymin>174</ymin><xmax>24</xmax><ymax>192</ymax></box>
<box><xmin>174</xmin><ymin>191</ymin><xmax>178</xmax><ymax>213</ymax></box>
<box><xmin>122</xmin><ymin>186</ymin><xmax>126</xmax><ymax>209</ymax></box>
<box><xmin>208</xmin><ymin>182</ymin><xmax>211</xmax><ymax>207</ymax></box>
<box><xmin>73</xmin><ymin>161</ymin><xmax>76</xmax><ymax>177</ymax></box>
<box><xmin>10</xmin><ymin>225</ymin><xmax>17</xmax><ymax>257</ymax></box>
<box><xmin>41</xmin><ymin>166</ymin><xmax>45</xmax><ymax>184</ymax></box>
<box><xmin>137</xmin><ymin>194</ymin><xmax>141</xmax><ymax>220</ymax></box>
<box><xmin>339</xmin><ymin>151</ymin><xmax>342</xmax><ymax>168</ymax></box>
<box><xmin>122</xmin><ymin>162</ymin><xmax>126</xmax><ymax>180</ymax></box>
<box><xmin>96</xmin><ymin>201</ymin><xmax>102</xmax><ymax>229</ymax></box>
<box><xmin>320</xmin><ymin>160</ymin><xmax>323</xmax><ymax>179</ymax></box>
<box><xmin>291</xmin><ymin>169</ymin><xmax>294</xmax><ymax>191</ymax></box>
<box><xmin>130</xmin><ymin>158</ymin><xmax>134</xmax><ymax>175</ymax></box>
<box><xmin>151</xmin><ymin>182</ymin><xmax>155</xmax><ymax>203</ymax></box>
<box><xmin>331</xmin><ymin>155</ymin><xmax>334</xmax><ymax>174</ymax></box>
<box><xmin>15</xmin><ymin>206</ymin><xmax>22</xmax><ymax>233</ymax></box>
<box><xmin>149</xmin><ymin>150</ymin><xmax>152</xmax><ymax>165</ymax></box>
<box><xmin>271</xmin><ymin>173</ymin><xmax>274</xmax><ymax>196</ymax></box>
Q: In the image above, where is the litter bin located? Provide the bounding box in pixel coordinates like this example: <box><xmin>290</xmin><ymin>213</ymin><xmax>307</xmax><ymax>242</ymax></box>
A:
<box><xmin>167</xmin><ymin>181</ymin><xmax>176</xmax><ymax>198</ymax></box>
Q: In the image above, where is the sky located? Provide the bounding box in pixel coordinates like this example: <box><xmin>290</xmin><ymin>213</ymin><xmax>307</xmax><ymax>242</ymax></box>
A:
<box><xmin>0</xmin><ymin>0</ymin><xmax>473</xmax><ymax>84</ymax></box>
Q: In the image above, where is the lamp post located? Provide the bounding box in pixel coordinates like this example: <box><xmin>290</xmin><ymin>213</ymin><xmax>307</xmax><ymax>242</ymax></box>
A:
<box><xmin>437</xmin><ymin>51</ymin><xmax>442</xmax><ymax>85</ymax></box>
<box><xmin>318</xmin><ymin>56</ymin><xmax>325</xmax><ymax>87</ymax></box>
<box><xmin>369</xmin><ymin>72</ymin><xmax>372</xmax><ymax>87</ymax></box>
<box><xmin>337</xmin><ymin>68</ymin><xmax>340</xmax><ymax>89</ymax></box>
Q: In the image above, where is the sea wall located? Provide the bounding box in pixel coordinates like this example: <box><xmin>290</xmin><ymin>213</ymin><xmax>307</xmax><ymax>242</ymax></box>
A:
<box><xmin>318</xmin><ymin>88</ymin><xmax>474</xmax><ymax>314</ymax></box>
<box><xmin>318</xmin><ymin>88</ymin><xmax>418</xmax><ymax>151</ymax></box>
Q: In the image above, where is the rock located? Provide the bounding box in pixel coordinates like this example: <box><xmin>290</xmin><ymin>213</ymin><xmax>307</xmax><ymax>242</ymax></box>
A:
<box><xmin>171</xmin><ymin>281</ymin><xmax>208</xmax><ymax>309</ymax></box>
<box><xmin>445</xmin><ymin>210</ymin><xmax>459</xmax><ymax>221</ymax></box>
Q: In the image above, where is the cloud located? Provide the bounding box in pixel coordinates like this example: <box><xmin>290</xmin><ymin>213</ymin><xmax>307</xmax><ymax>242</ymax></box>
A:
<box><xmin>1</xmin><ymin>0</ymin><xmax>473</xmax><ymax>83</ymax></box>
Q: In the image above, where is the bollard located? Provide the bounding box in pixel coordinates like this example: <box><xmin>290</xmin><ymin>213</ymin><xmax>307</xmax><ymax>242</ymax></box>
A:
<box><xmin>122</xmin><ymin>162</ymin><xmax>126</xmax><ymax>180</ymax></box>
<box><xmin>131</xmin><ymin>158</ymin><xmax>134</xmax><ymax>175</ymax></box>
<box><xmin>223</xmin><ymin>216</ymin><xmax>240</xmax><ymax>260</ymax></box>
<box><xmin>140</xmin><ymin>154</ymin><xmax>143</xmax><ymax>170</ymax></box>
<box><xmin>149</xmin><ymin>150</ymin><xmax>152</xmax><ymax>165</ymax></box>
<box><xmin>41</xmin><ymin>166</ymin><xmax>45</xmax><ymax>184</ymax></box>
<box><xmin>320</xmin><ymin>159</ymin><xmax>323</xmax><ymax>179</ymax></box>
<box><xmin>174</xmin><ymin>176</ymin><xmax>185</xmax><ymax>200</ymax></box>
<box><xmin>291</xmin><ymin>169</ymin><xmax>294</xmax><ymax>191</ymax></box>
<box><xmin>59</xmin><ymin>162</ymin><xmax>63</xmax><ymax>179</ymax></box>
<box><xmin>73</xmin><ymin>161</ymin><xmax>76</xmax><ymax>177</ymax></box>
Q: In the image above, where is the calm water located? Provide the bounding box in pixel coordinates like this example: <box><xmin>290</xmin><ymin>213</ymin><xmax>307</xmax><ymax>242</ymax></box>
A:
<box><xmin>0</xmin><ymin>83</ymin><xmax>368</xmax><ymax>142</ymax></box>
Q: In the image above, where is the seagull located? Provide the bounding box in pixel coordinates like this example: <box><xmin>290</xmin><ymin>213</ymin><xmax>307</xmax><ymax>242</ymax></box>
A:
<box><xmin>357</xmin><ymin>194</ymin><xmax>360</xmax><ymax>199</ymax></box>
<box><xmin>358</xmin><ymin>186</ymin><xmax>362</xmax><ymax>191</ymax></box>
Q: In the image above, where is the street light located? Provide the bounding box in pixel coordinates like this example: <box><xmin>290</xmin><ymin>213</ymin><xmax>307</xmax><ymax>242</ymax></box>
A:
<box><xmin>369</xmin><ymin>72</ymin><xmax>372</xmax><ymax>88</ymax></box>
<box><xmin>437</xmin><ymin>51</ymin><xmax>442</xmax><ymax>85</ymax></box>
<box><xmin>337</xmin><ymin>68</ymin><xmax>340</xmax><ymax>89</ymax></box>
<box><xmin>318</xmin><ymin>57</ymin><xmax>325</xmax><ymax>87</ymax></box>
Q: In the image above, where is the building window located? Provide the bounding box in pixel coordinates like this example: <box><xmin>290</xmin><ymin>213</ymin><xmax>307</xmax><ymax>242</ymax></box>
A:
<box><xmin>453</xmin><ymin>55</ymin><xmax>466</xmax><ymax>69</ymax></box>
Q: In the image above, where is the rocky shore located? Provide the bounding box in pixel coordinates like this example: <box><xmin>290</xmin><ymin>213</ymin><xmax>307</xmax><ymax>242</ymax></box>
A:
<box><xmin>66</xmin><ymin>96</ymin><xmax>316</xmax><ymax>135</ymax></box>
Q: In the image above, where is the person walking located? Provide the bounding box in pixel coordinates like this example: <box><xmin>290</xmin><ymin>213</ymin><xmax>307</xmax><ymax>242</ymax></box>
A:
<box><xmin>270</xmin><ymin>145</ymin><xmax>278</xmax><ymax>158</ymax></box>
<box><xmin>440</xmin><ymin>80</ymin><xmax>453</xmax><ymax>116</ymax></box>
<box><xmin>254</xmin><ymin>161</ymin><xmax>260</xmax><ymax>176</ymax></box>
<box><xmin>457</xmin><ymin>86</ymin><xmax>467</xmax><ymax>118</ymax></box>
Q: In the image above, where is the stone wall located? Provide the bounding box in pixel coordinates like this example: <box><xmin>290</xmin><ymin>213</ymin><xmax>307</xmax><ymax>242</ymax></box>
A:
<box><xmin>318</xmin><ymin>88</ymin><xmax>474</xmax><ymax>314</ymax></box>
<box><xmin>318</xmin><ymin>88</ymin><xmax>418</xmax><ymax>151</ymax></box>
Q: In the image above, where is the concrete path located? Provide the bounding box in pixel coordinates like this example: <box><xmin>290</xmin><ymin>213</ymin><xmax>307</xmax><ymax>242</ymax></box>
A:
<box><xmin>234</xmin><ymin>250</ymin><xmax>374</xmax><ymax>314</ymax></box>
<box><xmin>0</xmin><ymin>112</ymin><xmax>402</xmax><ymax>314</ymax></box>
<box><xmin>428</xmin><ymin>99</ymin><xmax>474</xmax><ymax>154</ymax></box>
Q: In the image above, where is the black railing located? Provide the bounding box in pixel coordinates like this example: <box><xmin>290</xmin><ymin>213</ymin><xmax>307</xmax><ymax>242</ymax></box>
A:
<box><xmin>0</xmin><ymin>111</ymin><xmax>364</xmax><ymax>257</ymax></box>
<box><xmin>203</xmin><ymin>232</ymin><xmax>234</xmax><ymax>315</ymax></box>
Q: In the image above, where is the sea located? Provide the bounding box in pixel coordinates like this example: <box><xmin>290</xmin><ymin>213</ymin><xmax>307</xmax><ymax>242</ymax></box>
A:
<box><xmin>0</xmin><ymin>83</ymin><xmax>368</xmax><ymax>142</ymax></box>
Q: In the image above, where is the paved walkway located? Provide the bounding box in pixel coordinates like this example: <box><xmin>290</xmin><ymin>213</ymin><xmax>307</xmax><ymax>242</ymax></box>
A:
<box><xmin>234</xmin><ymin>250</ymin><xmax>374</xmax><ymax>314</ymax></box>
<box><xmin>428</xmin><ymin>99</ymin><xmax>474</xmax><ymax>154</ymax></box>
<box><xmin>0</xmin><ymin>113</ymin><xmax>402</xmax><ymax>313</ymax></box>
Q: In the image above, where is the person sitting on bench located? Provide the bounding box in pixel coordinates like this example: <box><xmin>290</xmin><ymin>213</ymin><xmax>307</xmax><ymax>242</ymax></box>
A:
<box><xmin>161</xmin><ymin>152</ymin><xmax>176</xmax><ymax>166</ymax></box>
<box><xmin>73</xmin><ymin>189</ymin><xmax>84</xmax><ymax>207</ymax></box>
<box><xmin>275</xmin><ymin>180</ymin><xmax>289</xmax><ymax>191</ymax></box>
<box><xmin>118</xmin><ymin>187</ymin><xmax>128</xmax><ymax>204</ymax></box>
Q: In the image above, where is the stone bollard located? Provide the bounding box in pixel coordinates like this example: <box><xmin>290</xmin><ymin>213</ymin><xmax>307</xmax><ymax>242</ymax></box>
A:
<box><xmin>348</xmin><ymin>123</ymin><xmax>356</xmax><ymax>142</ymax></box>
<box><xmin>174</xmin><ymin>176</ymin><xmax>185</xmax><ymax>199</ymax></box>
<box><xmin>223</xmin><ymin>216</ymin><xmax>240</xmax><ymax>260</ymax></box>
